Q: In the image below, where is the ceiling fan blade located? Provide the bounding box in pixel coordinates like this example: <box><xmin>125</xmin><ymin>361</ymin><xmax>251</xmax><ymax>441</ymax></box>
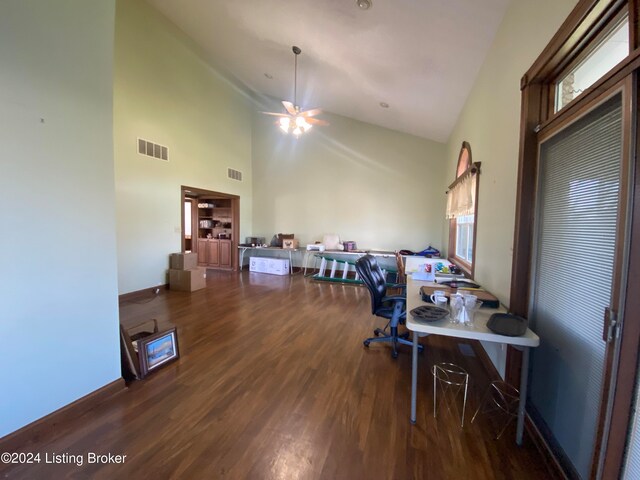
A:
<box><xmin>305</xmin><ymin>118</ymin><xmax>329</xmax><ymax>126</ymax></box>
<box><xmin>299</xmin><ymin>108</ymin><xmax>323</xmax><ymax>117</ymax></box>
<box><xmin>282</xmin><ymin>101</ymin><xmax>297</xmax><ymax>116</ymax></box>
<box><xmin>261</xmin><ymin>111</ymin><xmax>289</xmax><ymax>117</ymax></box>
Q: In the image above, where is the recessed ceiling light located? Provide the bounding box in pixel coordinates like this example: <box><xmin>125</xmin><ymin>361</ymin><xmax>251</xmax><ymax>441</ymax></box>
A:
<box><xmin>264</xmin><ymin>73</ymin><xmax>273</xmax><ymax>79</ymax></box>
<box><xmin>379</xmin><ymin>102</ymin><xmax>389</xmax><ymax>108</ymax></box>
<box><xmin>357</xmin><ymin>0</ymin><xmax>372</xmax><ymax>10</ymax></box>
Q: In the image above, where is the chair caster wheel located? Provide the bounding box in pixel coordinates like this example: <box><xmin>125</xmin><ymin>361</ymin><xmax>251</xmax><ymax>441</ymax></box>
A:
<box><xmin>364</xmin><ymin>340</ymin><xmax>370</xmax><ymax>347</ymax></box>
<box><xmin>374</xmin><ymin>331</ymin><xmax>380</xmax><ymax>336</ymax></box>
<box><xmin>392</xmin><ymin>351</ymin><xmax>398</xmax><ymax>359</ymax></box>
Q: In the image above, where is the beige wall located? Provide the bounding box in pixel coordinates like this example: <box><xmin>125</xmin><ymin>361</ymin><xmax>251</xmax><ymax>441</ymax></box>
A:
<box><xmin>0</xmin><ymin>0</ymin><xmax>120</xmax><ymax>437</ymax></box>
<box><xmin>114</xmin><ymin>0</ymin><xmax>254</xmax><ymax>294</ymax></box>
<box><xmin>251</xmin><ymin>108</ymin><xmax>447</xmax><ymax>254</ymax></box>
<box><xmin>445</xmin><ymin>0</ymin><xmax>578</xmax><ymax>374</ymax></box>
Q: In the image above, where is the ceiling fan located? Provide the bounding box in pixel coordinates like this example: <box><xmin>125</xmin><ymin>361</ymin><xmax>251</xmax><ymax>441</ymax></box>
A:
<box><xmin>262</xmin><ymin>46</ymin><xmax>329</xmax><ymax>136</ymax></box>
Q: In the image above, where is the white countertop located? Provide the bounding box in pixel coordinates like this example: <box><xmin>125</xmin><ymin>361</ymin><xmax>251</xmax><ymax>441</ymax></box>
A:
<box><xmin>405</xmin><ymin>276</ymin><xmax>539</xmax><ymax>347</ymax></box>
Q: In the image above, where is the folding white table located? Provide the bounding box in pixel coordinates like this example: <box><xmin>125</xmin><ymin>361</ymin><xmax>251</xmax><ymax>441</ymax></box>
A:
<box><xmin>405</xmin><ymin>276</ymin><xmax>539</xmax><ymax>445</ymax></box>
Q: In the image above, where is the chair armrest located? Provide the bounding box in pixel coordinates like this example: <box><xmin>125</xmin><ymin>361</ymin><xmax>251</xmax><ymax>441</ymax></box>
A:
<box><xmin>387</xmin><ymin>283</ymin><xmax>406</xmax><ymax>291</ymax></box>
<box><xmin>382</xmin><ymin>294</ymin><xmax>406</xmax><ymax>304</ymax></box>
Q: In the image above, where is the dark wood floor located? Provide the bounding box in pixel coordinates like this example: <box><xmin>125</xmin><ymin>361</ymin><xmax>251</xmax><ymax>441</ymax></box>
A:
<box><xmin>2</xmin><ymin>270</ymin><xmax>556</xmax><ymax>479</ymax></box>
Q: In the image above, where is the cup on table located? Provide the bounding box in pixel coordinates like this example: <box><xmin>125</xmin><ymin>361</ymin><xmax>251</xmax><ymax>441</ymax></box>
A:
<box><xmin>463</xmin><ymin>300</ymin><xmax>483</xmax><ymax>327</ymax></box>
<box><xmin>430</xmin><ymin>290</ymin><xmax>446</xmax><ymax>304</ymax></box>
<box><xmin>463</xmin><ymin>295</ymin><xmax>478</xmax><ymax>309</ymax></box>
<box><xmin>449</xmin><ymin>294</ymin><xmax>464</xmax><ymax>324</ymax></box>
<box><xmin>433</xmin><ymin>295</ymin><xmax>448</xmax><ymax>310</ymax></box>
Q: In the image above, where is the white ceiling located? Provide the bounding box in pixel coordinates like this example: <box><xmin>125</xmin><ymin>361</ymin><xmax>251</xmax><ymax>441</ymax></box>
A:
<box><xmin>146</xmin><ymin>0</ymin><xmax>510</xmax><ymax>142</ymax></box>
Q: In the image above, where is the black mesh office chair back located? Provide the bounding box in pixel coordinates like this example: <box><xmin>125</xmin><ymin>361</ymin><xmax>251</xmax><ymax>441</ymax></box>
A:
<box><xmin>355</xmin><ymin>254</ymin><xmax>421</xmax><ymax>358</ymax></box>
<box><xmin>356</xmin><ymin>254</ymin><xmax>387</xmax><ymax>315</ymax></box>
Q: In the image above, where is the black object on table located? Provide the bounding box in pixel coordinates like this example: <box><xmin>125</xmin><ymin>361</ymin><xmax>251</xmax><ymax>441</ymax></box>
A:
<box><xmin>487</xmin><ymin>313</ymin><xmax>528</xmax><ymax>336</ymax></box>
<box><xmin>410</xmin><ymin>305</ymin><xmax>449</xmax><ymax>322</ymax></box>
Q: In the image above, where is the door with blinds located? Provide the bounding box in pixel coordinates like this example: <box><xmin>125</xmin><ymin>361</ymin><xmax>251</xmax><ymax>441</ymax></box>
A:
<box><xmin>529</xmin><ymin>93</ymin><xmax>625</xmax><ymax>479</ymax></box>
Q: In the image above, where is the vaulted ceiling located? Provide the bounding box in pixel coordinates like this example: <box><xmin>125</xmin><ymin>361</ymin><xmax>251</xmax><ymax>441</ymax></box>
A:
<box><xmin>146</xmin><ymin>0</ymin><xmax>511</xmax><ymax>142</ymax></box>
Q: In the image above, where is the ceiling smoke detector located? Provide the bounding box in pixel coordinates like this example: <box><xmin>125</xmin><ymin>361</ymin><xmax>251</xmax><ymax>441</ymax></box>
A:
<box><xmin>357</xmin><ymin>0</ymin><xmax>372</xmax><ymax>10</ymax></box>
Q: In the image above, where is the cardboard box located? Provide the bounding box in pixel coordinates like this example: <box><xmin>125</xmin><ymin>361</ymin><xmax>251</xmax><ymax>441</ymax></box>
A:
<box><xmin>267</xmin><ymin>258</ymin><xmax>290</xmax><ymax>275</ymax></box>
<box><xmin>170</xmin><ymin>252</ymin><xmax>198</xmax><ymax>270</ymax></box>
<box><xmin>343</xmin><ymin>241</ymin><xmax>357</xmax><ymax>252</ymax></box>
<box><xmin>169</xmin><ymin>267</ymin><xmax>206</xmax><ymax>291</ymax></box>
<box><xmin>282</xmin><ymin>239</ymin><xmax>299</xmax><ymax>249</ymax></box>
<box><xmin>249</xmin><ymin>257</ymin><xmax>289</xmax><ymax>276</ymax></box>
<box><xmin>249</xmin><ymin>257</ymin><xmax>269</xmax><ymax>273</ymax></box>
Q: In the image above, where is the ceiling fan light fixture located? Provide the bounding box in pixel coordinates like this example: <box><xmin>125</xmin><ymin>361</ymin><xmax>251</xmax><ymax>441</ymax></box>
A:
<box><xmin>356</xmin><ymin>0</ymin><xmax>372</xmax><ymax>10</ymax></box>
<box><xmin>262</xmin><ymin>45</ymin><xmax>328</xmax><ymax>135</ymax></box>
<box><xmin>279</xmin><ymin>117</ymin><xmax>290</xmax><ymax>132</ymax></box>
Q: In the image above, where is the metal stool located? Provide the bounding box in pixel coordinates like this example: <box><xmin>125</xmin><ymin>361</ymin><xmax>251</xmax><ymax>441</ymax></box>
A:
<box><xmin>432</xmin><ymin>362</ymin><xmax>469</xmax><ymax>428</ymax></box>
<box><xmin>471</xmin><ymin>381</ymin><xmax>520</xmax><ymax>439</ymax></box>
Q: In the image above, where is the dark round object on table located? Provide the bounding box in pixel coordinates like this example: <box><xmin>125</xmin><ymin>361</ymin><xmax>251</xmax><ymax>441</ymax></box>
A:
<box><xmin>410</xmin><ymin>305</ymin><xmax>449</xmax><ymax>322</ymax></box>
<box><xmin>487</xmin><ymin>313</ymin><xmax>528</xmax><ymax>336</ymax></box>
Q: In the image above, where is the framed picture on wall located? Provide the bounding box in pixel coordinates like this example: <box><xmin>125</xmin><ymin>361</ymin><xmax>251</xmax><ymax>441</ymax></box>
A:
<box><xmin>138</xmin><ymin>327</ymin><xmax>180</xmax><ymax>378</ymax></box>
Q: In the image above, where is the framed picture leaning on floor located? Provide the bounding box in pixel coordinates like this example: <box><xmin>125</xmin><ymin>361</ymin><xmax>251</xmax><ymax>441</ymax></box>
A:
<box><xmin>137</xmin><ymin>327</ymin><xmax>180</xmax><ymax>378</ymax></box>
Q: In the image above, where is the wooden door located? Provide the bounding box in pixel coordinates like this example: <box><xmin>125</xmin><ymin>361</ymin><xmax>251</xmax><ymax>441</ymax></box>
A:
<box><xmin>197</xmin><ymin>239</ymin><xmax>208</xmax><ymax>265</ymax></box>
<box><xmin>528</xmin><ymin>91</ymin><xmax>628</xmax><ymax>478</ymax></box>
<box><xmin>219</xmin><ymin>240</ymin><xmax>231</xmax><ymax>268</ymax></box>
<box><xmin>207</xmin><ymin>239</ymin><xmax>219</xmax><ymax>267</ymax></box>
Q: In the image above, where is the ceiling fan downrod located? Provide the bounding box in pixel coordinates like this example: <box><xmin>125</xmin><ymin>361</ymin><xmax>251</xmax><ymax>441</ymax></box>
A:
<box><xmin>292</xmin><ymin>46</ymin><xmax>301</xmax><ymax>111</ymax></box>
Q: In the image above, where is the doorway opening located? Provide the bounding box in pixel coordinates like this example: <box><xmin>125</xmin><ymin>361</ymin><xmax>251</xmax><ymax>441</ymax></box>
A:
<box><xmin>181</xmin><ymin>186</ymin><xmax>240</xmax><ymax>271</ymax></box>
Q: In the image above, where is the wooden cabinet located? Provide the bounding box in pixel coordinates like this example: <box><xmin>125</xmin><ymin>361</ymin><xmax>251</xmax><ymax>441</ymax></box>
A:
<box><xmin>197</xmin><ymin>239</ymin><xmax>209</xmax><ymax>264</ymax></box>
<box><xmin>197</xmin><ymin>199</ymin><xmax>232</xmax><ymax>241</ymax></box>
<box><xmin>197</xmin><ymin>239</ymin><xmax>231</xmax><ymax>269</ymax></box>
<box><xmin>219</xmin><ymin>239</ymin><xmax>231</xmax><ymax>268</ymax></box>
<box><xmin>196</xmin><ymin>197</ymin><xmax>235</xmax><ymax>270</ymax></box>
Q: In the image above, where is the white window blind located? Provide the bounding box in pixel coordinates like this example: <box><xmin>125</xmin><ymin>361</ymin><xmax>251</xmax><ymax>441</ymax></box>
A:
<box><xmin>529</xmin><ymin>94</ymin><xmax>622</xmax><ymax>479</ymax></box>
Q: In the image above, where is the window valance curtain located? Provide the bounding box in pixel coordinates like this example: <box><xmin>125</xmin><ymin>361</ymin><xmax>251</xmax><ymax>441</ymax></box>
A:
<box><xmin>446</xmin><ymin>171</ymin><xmax>477</xmax><ymax>219</ymax></box>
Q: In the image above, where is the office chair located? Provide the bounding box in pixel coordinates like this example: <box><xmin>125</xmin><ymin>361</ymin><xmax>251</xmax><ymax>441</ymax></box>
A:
<box><xmin>355</xmin><ymin>254</ymin><xmax>422</xmax><ymax>358</ymax></box>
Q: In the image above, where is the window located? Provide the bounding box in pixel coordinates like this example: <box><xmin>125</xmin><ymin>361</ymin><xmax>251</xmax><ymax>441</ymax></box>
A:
<box><xmin>555</xmin><ymin>15</ymin><xmax>629</xmax><ymax>112</ymax></box>
<box><xmin>447</xmin><ymin>142</ymin><xmax>479</xmax><ymax>277</ymax></box>
<box><xmin>455</xmin><ymin>214</ymin><xmax>474</xmax><ymax>263</ymax></box>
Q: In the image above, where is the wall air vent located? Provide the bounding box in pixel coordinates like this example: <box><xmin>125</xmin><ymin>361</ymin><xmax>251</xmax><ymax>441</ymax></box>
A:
<box><xmin>137</xmin><ymin>138</ymin><xmax>168</xmax><ymax>161</ymax></box>
<box><xmin>227</xmin><ymin>168</ymin><xmax>243</xmax><ymax>181</ymax></box>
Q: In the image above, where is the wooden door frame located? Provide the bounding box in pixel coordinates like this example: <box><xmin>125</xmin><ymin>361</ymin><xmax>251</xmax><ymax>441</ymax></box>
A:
<box><xmin>600</xmin><ymin>73</ymin><xmax>640</xmax><ymax>479</ymax></box>
<box><xmin>509</xmin><ymin>0</ymin><xmax>640</xmax><ymax>477</ymax></box>
<box><xmin>526</xmin><ymin>80</ymin><xmax>632</xmax><ymax>478</ymax></box>
<box><xmin>180</xmin><ymin>185</ymin><xmax>240</xmax><ymax>271</ymax></box>
<box><xmin>181</xmin><ymin>196</ymin><xmax>197</xmax><ymax>254</ymax></box>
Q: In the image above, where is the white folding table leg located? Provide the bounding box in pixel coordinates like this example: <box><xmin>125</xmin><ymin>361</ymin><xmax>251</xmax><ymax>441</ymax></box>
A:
<box><xmin>239</xmin><ymin>248</ymin><xmax>245</xmax><ymax>271</ymax></box>
<box><xmin>516</xmin><ymin>346</ymin><xmax>530</xmax><ymax>446</ymax></box>
<box><xmin>411</xmin><ymin>332</ymin><xmax>421</xmax><ymax>423</ymax></box>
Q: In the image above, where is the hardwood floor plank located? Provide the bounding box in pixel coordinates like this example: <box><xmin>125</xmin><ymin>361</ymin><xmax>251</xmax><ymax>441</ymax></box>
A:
<box><xmin>1</xmin><ymin>270</ymin><xmax>558</xmax><ymax>479</ymax></box>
